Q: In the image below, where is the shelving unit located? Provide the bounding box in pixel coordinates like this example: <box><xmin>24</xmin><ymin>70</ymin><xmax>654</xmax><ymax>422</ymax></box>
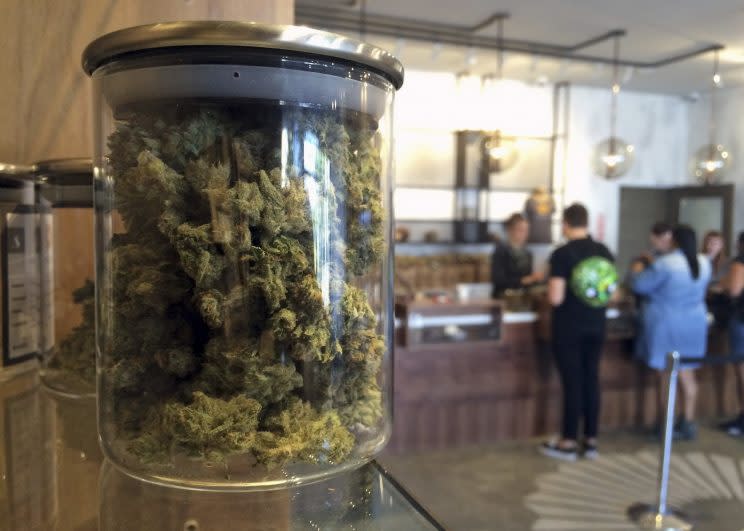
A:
<box><xmin>394</xmin><ymin>83</ymin><xmax>571</xmax><ymax>250</ymax></box>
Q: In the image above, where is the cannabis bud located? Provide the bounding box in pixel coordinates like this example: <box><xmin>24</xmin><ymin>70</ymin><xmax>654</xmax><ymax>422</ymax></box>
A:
<box><xmin>44</xmin><ymin>279</ymin><xmax>96</xmax><ymax>394</ymax></box>
<box><xmin>100</xmin><ymin>102</ymin><xmax>388</xmax><ymax>476</ymax></box>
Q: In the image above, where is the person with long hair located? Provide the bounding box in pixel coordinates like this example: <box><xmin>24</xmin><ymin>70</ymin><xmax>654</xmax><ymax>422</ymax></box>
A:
<box><xmin>702</xmin><ymin>230</ymin><xmax>730</xmax><ymax>329</ymax></box>
<box><xmin>631</xmin><ymin>225</ymin><xmax>711</xmax><ymax>440</ymax></box>
<box><xmin>718</xmin><ymin>232</ymin><xmax>744</xmax><ymax>435</ymax></box>
<box><xmin>702</xmin><ymin>230</ymin><xmax>727</xmax><ymax>283</ymax></box>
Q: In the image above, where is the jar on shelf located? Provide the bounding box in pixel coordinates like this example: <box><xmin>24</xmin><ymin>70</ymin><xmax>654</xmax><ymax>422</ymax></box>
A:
<box><xmin>82</xmin><ymin>21</ymin><xmax>403</xmax><ymax>490</ymax></box>
<box><xmin>35</xmin><ymin>159</ymin><xmax>95</xmax><ymax>397</ymax></box>
<box><xmin>0</xmin><ymin>163</ymin><xmax>41</xmax><ymax>380</ymax></box>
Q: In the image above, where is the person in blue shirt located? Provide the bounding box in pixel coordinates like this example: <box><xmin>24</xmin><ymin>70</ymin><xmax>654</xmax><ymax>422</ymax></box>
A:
<box><xmin>630</xmin><ymin>225</ymin><xmax>711</xmax><ymax>440</ymax></box>
<box><xmin>632</xmin><ymin>222</ymin><xmax>674</xmax><ymax>366</ymax></box>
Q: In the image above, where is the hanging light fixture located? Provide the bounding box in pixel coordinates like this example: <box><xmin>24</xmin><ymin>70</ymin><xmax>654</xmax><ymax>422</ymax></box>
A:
<box><xmin>485</xmin><ymin>15</ymin><xmax>518</xmax><ymax>172</ymax></box>
<box><xmin>592</xmin><ymin>35</ymin><xmax>634</xmax><ymax>179</ymax></box>
<box><xmin>690</xmin><ymin>50</ymin><xmax>731</xmax><ymax>184</ymax></box>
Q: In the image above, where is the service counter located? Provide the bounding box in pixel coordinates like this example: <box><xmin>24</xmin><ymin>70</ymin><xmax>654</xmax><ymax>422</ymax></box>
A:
<box><xmin>389</xmin><ymin>297</ymin><xmax>738</xmax><ymax>453</ymax></box>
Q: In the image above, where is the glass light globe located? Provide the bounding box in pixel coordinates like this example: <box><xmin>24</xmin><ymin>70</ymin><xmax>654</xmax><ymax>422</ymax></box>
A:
<box><xmin>485</xmin><ymin>136</ymin><xmax>519</xmax><ymax>173</ymax></box>
<box><xmin>690</xmin><ymin>144</ymin><xmax>731</xmax><ymax>184</ymax></box>
<box><xmin>592</xmin><ymin>137</ymin><xmax>634</xmax><ymax>179</ymax></box>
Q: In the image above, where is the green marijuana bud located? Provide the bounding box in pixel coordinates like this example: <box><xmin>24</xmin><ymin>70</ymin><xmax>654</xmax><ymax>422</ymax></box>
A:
<box><xmin>45</xmin><ymin>279</ymin><xmax>96</xmax><ymax>392</ymax></box>
<box><xmin>103</xmin><ymin>102</ymin><xmax>388</xmax><ymax>474</ymax></box>
<box><xmin>254</xmin><ymin>398</ymin><xmax>355</xmax><ymax>468</ymax></box>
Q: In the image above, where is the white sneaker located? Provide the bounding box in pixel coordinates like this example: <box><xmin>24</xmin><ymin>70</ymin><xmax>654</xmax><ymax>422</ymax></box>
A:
<box><xmin>539</xmin><ymin>441</ymin><xmax>578</xmax><ymax>462</ymax></box>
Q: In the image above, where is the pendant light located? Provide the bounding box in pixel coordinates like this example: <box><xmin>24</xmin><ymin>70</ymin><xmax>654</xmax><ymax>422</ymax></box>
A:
<box><xmin>691</xmin><ymin>50</ymin><xmax>730</xmax><ymax>184</ymax></box>
<box><xmin>485</xmin><ymin>16</ymin><xmax>518</xmax><ymax>172</ymax></box>
<box><xmin>592</xmin><ymin>35</ymin><xmax>634</xmax><ymax>179</ymax></box>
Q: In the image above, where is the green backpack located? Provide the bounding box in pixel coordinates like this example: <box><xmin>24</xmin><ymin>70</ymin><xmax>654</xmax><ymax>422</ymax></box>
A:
<box><xmin>570</xmin><ymin>256</ymin><xmax>618</xmax><ymax>308</ymax></box>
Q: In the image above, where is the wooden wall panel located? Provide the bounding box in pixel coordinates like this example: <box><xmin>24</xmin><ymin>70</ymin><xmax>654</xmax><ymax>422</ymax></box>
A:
<box><xmin>0</xmin><ymin>0</ymin><xmax>293</xmax><ymax>163</ymax></box>
<box><xmin>389</xmin><ymin>326</ymin><xmax>741</xmax><ymax>454</ymax></box>
<box><xmin>0</xmin><ymin>0</ymin><xmax>293</xmax><ymax>343</ymax></box>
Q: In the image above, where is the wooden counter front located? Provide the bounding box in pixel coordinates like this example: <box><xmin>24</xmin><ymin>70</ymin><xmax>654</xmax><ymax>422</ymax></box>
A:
<box><xmin>388</xmin><ymin>301</ymin><xmax>739</xmax><ymax>454</ymax></box>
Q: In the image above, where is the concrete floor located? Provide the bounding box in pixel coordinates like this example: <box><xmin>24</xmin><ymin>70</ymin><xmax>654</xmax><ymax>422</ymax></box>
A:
<box><xmin>379</xmin><ymin>425</ymin><xmax>744</xmax><ymax>531</ymax></box>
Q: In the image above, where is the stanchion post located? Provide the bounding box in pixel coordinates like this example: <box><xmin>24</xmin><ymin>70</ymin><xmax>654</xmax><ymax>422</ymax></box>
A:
<box><xmin>631</xmin><ymin>351</ymin><xmax>693</xmax><ymax>531</ymax></box>
<box><xmin>657</xmin><ymin>350</ymin><xmax>680</xmax><ymax>515</ymax></box>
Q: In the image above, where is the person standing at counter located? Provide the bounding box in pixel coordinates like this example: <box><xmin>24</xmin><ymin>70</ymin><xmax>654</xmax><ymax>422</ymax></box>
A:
<box><xmin>702</xmin><ymin>230</ymin><xmax>727</xmax><ymax>283</ymax></box>
<box><xmin>703</xmin><ymin>230</ymin><xmax>731</xmax><ymax>329</ymax></box>
<box><xmin>491</xmin><ymin>213</ymin><xmax>543</xmax><ymax>298</ymax></box>
<box><xmin>632</xmin><ymin>222</ymin><xmax>674</xmax><ymax>371</ymax></box>
<box><xmin>631</xmin><ymin>225</ymin><xmax>711</xmax><ymax>441</ymax></box>
<box><xmin>540</xmin><ymin>203</ymin><xmax>615</xmax><ymax>461</ymax></box>
<box><xmin>650</xmin><ymin>222</ymin><xmax>673</xmax><ymax>257</ymax></box>
<box><xmin>719</xmin><ymin>232</ymin><xmax>744</xmax><ymax>435</ymax></box>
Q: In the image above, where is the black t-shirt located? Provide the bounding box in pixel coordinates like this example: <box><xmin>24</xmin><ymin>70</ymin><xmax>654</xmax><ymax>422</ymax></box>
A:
<box><xmin>549</xmin><ymin>236</ymin><xmax>614</xmax><ymax>334</ymax></box>
<box><xmin>733</xmin><ymin>253</ymin><xmax>744</xmax><ymax>320</ymax></box>
<box><xmin>491</xmin><ymin>243</ymin><xmax>533</xmax><ymax>297</ymax></box>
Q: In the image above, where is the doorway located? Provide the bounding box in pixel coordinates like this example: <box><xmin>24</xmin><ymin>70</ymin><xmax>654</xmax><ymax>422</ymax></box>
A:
<box><xmin>617</xmin><ymin>184</ymin><xmax>733</xmax><ymax>276</ymax></box>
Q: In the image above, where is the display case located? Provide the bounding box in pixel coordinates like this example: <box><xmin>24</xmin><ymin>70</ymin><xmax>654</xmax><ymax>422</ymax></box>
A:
<box><xmin>0</xmin><ymin>371</ymin><xmax>443</xmax><ymax>531</ymax></box>
<box><xmin>0</xmin><ymin>371</ymin><xmax>56</xmax><ymax>530</ymax></box>
<box><xmin>396</xmin><ymin>298</ymin><xmax>503</xmax><ymax>347</ymax></box>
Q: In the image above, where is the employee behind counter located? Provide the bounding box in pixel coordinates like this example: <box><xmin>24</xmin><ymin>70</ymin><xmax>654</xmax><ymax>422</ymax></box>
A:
<box><xmin>491</xmin><ymin>213</ymin><xmax>544</xmax><ymax>298</ymax></box>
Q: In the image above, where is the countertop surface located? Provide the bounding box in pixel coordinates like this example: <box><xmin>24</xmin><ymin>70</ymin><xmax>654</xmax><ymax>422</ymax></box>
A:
<box><xmin>0</xmin><ymin>367</ymin><xmax>442</xmax><ymax>531</ymax></box>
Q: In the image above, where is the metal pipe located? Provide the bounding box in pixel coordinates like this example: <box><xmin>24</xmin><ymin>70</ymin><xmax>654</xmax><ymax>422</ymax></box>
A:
<box><xmin>567</xmin><ymin>29</ymin><xmax>627</xmax><ymax>52</ymax></box>
<box><xmin>657</xmin><ymin>351</ymin><xmax>680</xmax><ymax>515</ymax></box>
<box><xmin>359</xmin><ymin>0</ymin><xmax>367</xmax><ymax>41</ymax></box>
<box><xmin>296</xmin><ymin>0</ymin><xmax>360</xmax><ymax>7</ymax></box>
<box><xmin>295</xmin><ymin>7</ymin><xmax>620</xmax><ymax>54</ymax></box>
<box><xmin>467</xmin><ymin>13</ymin><xmax>510</xmax><ymax>33</ymax></box>
<box><xmin>296</xmin><ymin>8</ymin><xmax>723</xmax><ymax>69</ymax></box>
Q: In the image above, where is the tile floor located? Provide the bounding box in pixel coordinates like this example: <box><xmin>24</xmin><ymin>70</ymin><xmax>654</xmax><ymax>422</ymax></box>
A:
<box><xmin>379</xmin><ymin>426</ymin><xmax>744</xmax><ymax>531</ymax></box>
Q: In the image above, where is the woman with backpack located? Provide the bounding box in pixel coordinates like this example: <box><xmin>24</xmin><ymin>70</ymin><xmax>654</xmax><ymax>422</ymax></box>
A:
<box><xmin>631</xmin><ymin>225</ymin><xmax>712</xmax><ymax>441</ymax></box>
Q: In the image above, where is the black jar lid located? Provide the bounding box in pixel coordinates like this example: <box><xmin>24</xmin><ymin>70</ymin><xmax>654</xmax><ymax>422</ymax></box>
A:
<box><xmin>0</xmin><ymin>163</ymin><xmax>34</xmax><ymax>189</ymax></box>
<box><xmin>81</xmin><ymin>21</ymin><xmax>404</xmax><ymax>89</ymax></box>
<box><xmin>34</xmin><ymin>158</ymin><xmax>93</xmax><ymax>186</ymax></box>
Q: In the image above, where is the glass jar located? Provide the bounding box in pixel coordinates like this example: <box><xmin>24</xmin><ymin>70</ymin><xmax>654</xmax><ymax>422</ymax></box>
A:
<box><xmin>0</xmin><ymin>370</ymin><xmax>57</xmax><ymax>529</ymax></box>
<box><xmin>41</xmin><ymin>388</ymin><xmax>101</xmax><ymax>530</ymax></box>
<box><xmin>36</xmin><ymin>159</ymin><xmax>96</xmax><ymax>397</ymax></box>
<box><xmin>0</xmin><ymin>164</ymin><xmax>41</xmax><ymax>380</ymax></box>
<box><xmin>83</xmin><ymin>21</ymin><xmax>403</xmax><ymax>489</ymax></box>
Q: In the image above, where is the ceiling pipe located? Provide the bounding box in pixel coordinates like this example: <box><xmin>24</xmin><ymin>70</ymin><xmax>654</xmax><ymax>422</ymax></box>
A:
<box><xmin>567</xmin><ymin>29</ymin><xmax>626</xmax><ymax>52</ymax></box>
<box><xmin>295</xmin><ymin>6</ymin><xmax>723</xmax><ymax>69</ymax></box>
<box><xmin>297</xmin><ymin>7</ymin><xmax>622</xmax><ymax>56</ymax></box>
<box><xmin>297</xmin><ymin>0</ymin><xmax>361</xmax><ymax>6</ymax></box>
<box><xmin>466</xmin><ymin>12</ymin><xmax>509</xmax><ymax>33</ymax></box>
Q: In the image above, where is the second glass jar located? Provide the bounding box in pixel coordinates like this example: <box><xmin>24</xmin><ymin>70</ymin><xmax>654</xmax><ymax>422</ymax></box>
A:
<box><xmin>36</xmin><ymin>159</ymin><xmax>96</xmax><ymax>397</ymax></box>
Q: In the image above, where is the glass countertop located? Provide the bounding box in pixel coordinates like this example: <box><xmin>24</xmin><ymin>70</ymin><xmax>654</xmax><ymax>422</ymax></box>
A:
<box><xmin>0</xmin><ymin>368</ymin><xmax>442</xmax><ymax>531</ymax></box>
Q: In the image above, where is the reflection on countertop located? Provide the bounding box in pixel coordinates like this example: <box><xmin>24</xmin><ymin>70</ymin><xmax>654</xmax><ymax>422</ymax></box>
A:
<box><xmin>0</xmin><ymin>370</ymin><xmax>442</xmax><ymax>531</ymax></box>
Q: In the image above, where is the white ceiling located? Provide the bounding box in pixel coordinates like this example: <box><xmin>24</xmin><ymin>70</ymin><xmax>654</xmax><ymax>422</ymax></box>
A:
<box><xmin>298</xmin><ymin>0</ymin><xmax>744</xmax><ymax>95</ymax></box>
